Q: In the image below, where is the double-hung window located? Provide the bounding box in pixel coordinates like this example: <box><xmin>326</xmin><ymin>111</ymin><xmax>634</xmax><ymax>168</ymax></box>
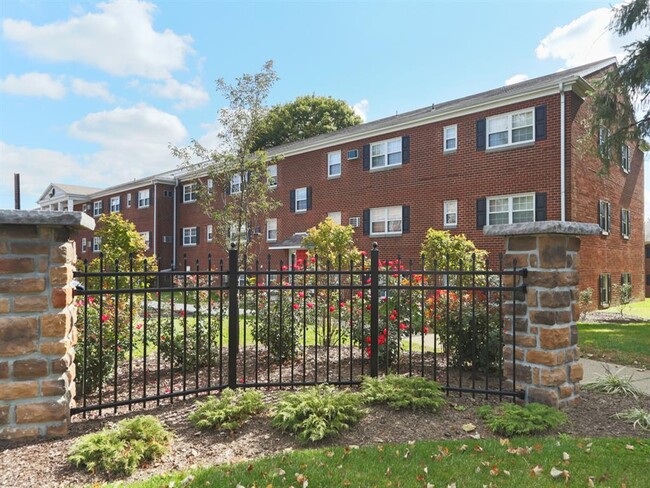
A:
<box><xmin>295</xmin><ymin>187</ymin><xmax>308</xmax><ymax>212</ymax></box>
<box><xmin>328</xmin><ymin>211</ymin><xmax>342</xmax><ymax>225</ymax></box>
<box><xmin>599</xmin><ymin>273</ymin><xmax>611</xmax><ymax>307</ymax></box>
<box><xmin>230</xmin><ymin>174</ymin><xmax>242</xmax><ymax>194</ymax></box>
<box><xmin>621</xmin><ymin>144</ymin><xmax>630</xmax><ymax>173</ymax></box>
<box><xmin>268</xmin><ymin>165</ymin><xmax>277</xmax><ymax>188</ymax></box>
<box><xmin>93</xmin><ymin>201</ymin><xmax>103</xmax><ymax>217</ymax></box>
<box><xmin>487</xmin><ymin>193</ymin><xmax>534</xmax><ymax>225</ymax></box>
<box><xmin>184</xmin><ymin>184</ymin><xmax>197</xmax><ymax>203</ymax></box>
<box><xmin>81</xmin><ymin>238</ymin><xmax>87</xmax><ymax>253</ymax></box>
<box><xmin>621</xmin><ymin>208</ymin><xmax>631</xmax><ymax>239</ymax></box>
<box><xmin>228</xmin><ymin>223</ymin><xmax>247</xmax><ymax>241</ymax></box>
<box><xmin>370</xmin><ymin>206</ymin><xmax>403</xmax><ymax>236</ymax></box>
<box><xmin>444</xmin><ymin>200</ymin><xmax>458</xmax><ymax>227</ymax></box>
<box><xmin>110</xmin><ymin>196</ymin><xmax>120</xmax><ymax>213</ymax></box>
<box><xmin>139</xmin><ymin>231</ymin><xmax>150</xmax><ymax>250</ymax></box>
<box><xmin>126</xmin><ymin>193</ymin><xmax>132</xmax><ymax>208</ymax></box>
<box><xmin>487</xmin><ymin>109</ymin><xmax>534</xmax><ymax>149</ymax></box>
<box><xmin>370</xmin><ymin>138</ymin><xmax>402</xmax><ymax>169</ymax></box>
<box><xmin>444</xmin><ymin>125</ymin><xmax>457</xmax><ymax>152</ymax></box>
<box><xmin>328</xmin><ymin>151</ymin><xmax>341</xmax><ymax>178</ymax></box>
<box><xmin>92</xmin><ymin>236</ymin><xmax>102</xmax><ymax>253</ymax></box>
<box><xmin>207</xmin><ymin>224</ymin><xmax>213</xmax><ymax>242</ymax></box>
<box><xmin>266</xmin><ymin>218</ymin><xmax>277</xmax><ymax>242</ymax></box>
<box><xmin>138</xmin><ymin>189</ymin><xmax>150</xmax><ymax>208</ymax></box>
<box><xmin>598</xmin><ymin>200</ymin><xmax>611</xmax><ymax>234</ymax></box>
<box><xmin>598</xmin><ymin>127</ymin><xmax>609</xmax><ymax>157</ymax></box>
<box><xmin>183</xmin><ymin>227</ymin><xmax>197</xmax><ymax>246</ymax></box>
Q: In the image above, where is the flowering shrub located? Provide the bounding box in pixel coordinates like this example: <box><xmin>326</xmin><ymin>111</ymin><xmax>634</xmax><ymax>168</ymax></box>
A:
<box><xmin>157</xmin><ymin>313</ymin><xmax>220</xmax><ymax>370</ymax></box>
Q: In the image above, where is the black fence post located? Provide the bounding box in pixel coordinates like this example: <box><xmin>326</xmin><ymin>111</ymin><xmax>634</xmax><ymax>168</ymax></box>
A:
<box><xmin>228</xmin><ymin>244</ymin><xmax>239</xmax><ymax>389</ymax></box>
<box><xmin>370</xmin><ymin>243</ymin><xmax>379</xmax><ymax>377</ymax></box>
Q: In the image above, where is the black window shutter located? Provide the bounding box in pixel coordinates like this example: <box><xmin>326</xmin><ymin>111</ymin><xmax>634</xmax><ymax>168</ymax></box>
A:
<box><xmin>362</xmin><ymin>144</ymin><xmax>370</xmax><ymax>171</ymax></box>
<box><xmin>196</xmin><ymin>226</ymin><xmax>200</xmax><ymax>244</ymax></box>
<box><xmin>607</xmin><ymin>274</ymin><xmax>611</xmax><ymax>300</ymax></box>
<box><xmin>476</xmin><ymin>198</ymin><xmax>487</xmax><ymax>229</ymax></box>
<box><xmin>535</xmin><ymin>105</ymin><xmax>547</xmax><ymax>141</ymax></box>
<box><xmin>363</xmin><ymin>209</ymin><xmax>370</xmax><ymax>235</ymax></box>
<box><xmin>225</xmin><ymin>182</ymin><xmax>230</xmax><ymax>196</ymax></box>
<box><xmin>289</xmin><ymin>190</ymin><xmax>296</xmax><ymax>213</ymax></box>
<box><xmin>598</xmin><ymin>200</ymin><xmax>603</xmax><ymax>227</ymax></box>
<box><xmin>599</xmin><ymin>274</ymin><xmax>603</xmax><ymax>299</ymax></box>
<box><xmin>306</xmin><ymin>186</ymin><xmax>312</xmax><ymax>210</ymax></box>
<box><xmin>402</xmin><ymin>135</ymin><xmax>410</xmax><ymax>163</ymax></box>
<box><xmin>607</xmin><ymin>203</ymin><xmax>611</xmax><ymax>232</ymax></box>
<box><xmin>402</xmin><ymin>205</ymin><xmax>410</xmax><ymax>233</ymax></box>
<box><xmin>476</xmin><ymin>119</ymin><xmax>486</xmax><ymax>151</ymax></box>
<box><xmin>535</xmin><ymin>192</ymin><xmax>547</xmax><ymax>221</ymax></box>
<box><xmin>180</xmin><ymin>228</ymin><xmax>184</xmax><ymax>246</ymax></box>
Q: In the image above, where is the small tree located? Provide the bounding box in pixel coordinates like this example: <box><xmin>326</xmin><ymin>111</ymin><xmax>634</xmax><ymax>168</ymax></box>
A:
<box><xmin>420</xmin><ymin>229</ymin><xmax>488</xmax><ymax>283</ymax></box>
<box><xmin>613</xmin><ymin>283</ymin><xmax>633</xmax><ymax>317</ymax></box>
<box><xmin>172</xmin><ymin>61</ymin><xmax>281</xmax><ymax>265</ymax></box>
<box><xmin>578</xmin><ymin>287</ymin><xmax>594</xmax><ymax>321</ymax></box>
<box><xmin>301</xmin><ymin>217</ymin><xmax>361</xmax><ymax>269</ymax></box>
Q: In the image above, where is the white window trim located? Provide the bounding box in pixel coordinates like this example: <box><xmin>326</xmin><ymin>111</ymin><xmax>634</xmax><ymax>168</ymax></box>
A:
<box><xmin>328</xmin><ymin>211</ymin><xmax>342</xmax><ymax>225</ymax></box>
<box><xmin>207</xmin><ymin>178</ymin><xmax>214</xmax><ymax>194</ymax></box>
<box><xmin>110</xmin><ymin>196</ymin><xmax>120</xmax><ymax>213</ymax></box>
<box><xmin>138</xmin><ymin>189</ymin><xmax>150</xmax><ymax>208</ymax></box>
<box><xmin>600</xmin><ymin>273</ymin><xmax>611</xmax><ymax>307</ymax></box>
<box><xmin>228</xmin><ymin>223</ymin><xmax>247</xmax><ymax>242</ymax></box>
<box><xmin>370</xmin><ymin>137</ymin><xmax>402</xmax><ymax>170</ymax></box>
<box><xmin>486</xmin><ymin>108</ymin><xmax>535</xmax><ymax>150</ymax></box>
<box><xmin>370</xmin><ymin>206</ymin><xmax>403</xmax><ymax>236</ymax></box>
<box><xmin>230</xmin><ymin>174</ymin><xmax>242</xmax><ymax>195</ymax></box>
<box><xmin>621</xmin><ymin>144</ymin><xmax>630</xmax><ymax>174</ymax></box>
<box><xmin>599</xmin><ymin>200</ymin><xmax>611</xmax><ymax>235</ymax></box>
<box><xmin>268</xmin><ymin>165</ymin><xmax>277</xmax><ymax>188</ymax></box>
<box><xmin>183</xmin><ymin>227</ymin><xmax>197</xmax><ymax>246</ymax></box>
<box><xmin>207</xmin><ymin>224</ymin><xmax>213</xmax><ymax>242</ymax></box>
<box><xmin>92</xmin><ymin>236</ymin><xmax>101</xmax><ymax>253</ymax></box>
<box><xmin>266</xmin><ymin>218</ymin><xmax>277</xmax><ymax>242</ymax></box>
<box><xmin>443</xmin><ymin>200</ymin><xmax>458</xmax><ymax>228</ymax></box>
<box><xmin>443</xmin><ymin>125</ymin><xmax>457</xmax><ymax>152</ymax></box>
<box><xmin>327</xmin><ymin>150</ymin><xmax>342</xmax><ymax>178</ymax></box>
<box><xmin>183</xmin><ymin>184</ymin><xmax>197</xmax><ymax>203</ymax></box>
<box><xmin>93</xmin><ymin>201</ymin><xmax>102</xmax><ymax>217</ymax></box>
<box><xmin>81</xmin><ymin>238</ymin><xmax>87</xmax><ymax>253</ymax></box>
<box><xmin>139</xmin><ymin>231</ymin><xmax>150</xmax><ymax>250</ymax></box>
<box><xmin>126</xmin><ymin>193</ymin><xmax>132</xmax><ymax>208</ymax></box>
<box><xmin>295</xmin><ymin>187</ymin><xmax>307</xmax><ymax>213</ymax></box>
<box><xmin>487</xmin><ymin>192</ymin><xmax>535</xmax><ymax>225</ymax></box>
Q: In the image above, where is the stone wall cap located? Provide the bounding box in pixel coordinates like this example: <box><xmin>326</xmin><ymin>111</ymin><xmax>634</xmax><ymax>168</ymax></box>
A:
<box><xmin>0</xmin><ymin>210</ymin><xmax>95</xmax><ymax>230</ymax></box>
<box><xmin>483</xmin><ymin>221</ymin><xmax>602</xmax><ymax>237</ymax></box>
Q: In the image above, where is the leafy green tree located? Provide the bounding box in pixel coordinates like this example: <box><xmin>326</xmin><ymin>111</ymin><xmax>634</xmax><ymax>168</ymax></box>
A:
<box><xmin>583</xmin><ymin>0</ymin><xmax>649</xmax><ymax>172</ymax></box>
<box><xmin>93</xmin><ymin>213</ymin><xmax>148</xmax><ymax>267</ymax></box>
<box><xmin>301</xmin><ymin>217</ymin><xmax>361</xmax><ymax>268</ymax></box>
<box><xmin>252</xmin><ymin>95</ymin><xmax>363</xmax><ymax>151</ymax></box>
<box><xmin>420</xmin><ymin>229</ymin><xmax>487</xmax><ymax>275</ymax></box>
<box><xmin>172</xmin><ymin>61</ymin><xmax>281</xmax><ymax>264</ymax></box>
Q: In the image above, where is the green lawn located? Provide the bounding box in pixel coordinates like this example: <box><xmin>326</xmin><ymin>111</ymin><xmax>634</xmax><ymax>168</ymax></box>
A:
<box><xmin>607</xmin><ymin>298</ymin><xmax>650</xmax><ymax>320</ymax></box>
<box><xmin>111</xmin><ymin>437</ymin><xmax>649</xmax><ymax>488</ymax></box>
<box><xmin>578</xmin><ymin>321</ymin><xmax>650</xmax><ymax>368</ymax></box>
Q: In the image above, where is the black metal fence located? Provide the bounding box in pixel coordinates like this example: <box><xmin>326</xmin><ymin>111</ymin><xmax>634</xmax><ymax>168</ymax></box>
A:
<box><xmin>71</xmin><ymin>245</ymin><xmax>526</xmax><ymax>417</ymax></box>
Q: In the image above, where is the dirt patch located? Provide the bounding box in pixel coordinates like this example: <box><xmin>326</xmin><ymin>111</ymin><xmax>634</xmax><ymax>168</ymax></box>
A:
<box><xmin>1</xmin><ymin>389</ymin><xmax>648</xmax><ymax>488</ymax></box>
<box><xmin>582</xmin><ymin>311</ymin><xmax>648</xmax><ymax>324</ymax></box>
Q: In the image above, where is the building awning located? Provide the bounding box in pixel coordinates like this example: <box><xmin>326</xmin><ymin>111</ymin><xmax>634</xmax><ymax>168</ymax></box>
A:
<box><xmin>268</xmin><ymin>232</ymin><xmax>307</xmax><ymax>250</ymax></box>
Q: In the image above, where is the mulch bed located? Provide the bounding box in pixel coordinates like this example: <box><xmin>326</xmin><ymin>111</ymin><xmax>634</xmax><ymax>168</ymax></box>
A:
<box><xmin>1</xmin><ymin>388</ymin><xmax>648</xmax><ymax>488</ymax></box>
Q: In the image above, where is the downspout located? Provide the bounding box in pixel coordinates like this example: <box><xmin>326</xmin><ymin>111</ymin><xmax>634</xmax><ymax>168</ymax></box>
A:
<box><xmin>153</xmin><ymin>182</ymin><xmax>158</xmax><ymax>257</ymax></box>
<box><xmin>173</xmin><ymin>178</ymin><xmax>179</xmax><ymax>268</ymax></box>
<box><xmin>560</xmin><ymin>82</ymin><xmax>566</xmax><ymax>222</ymax></box>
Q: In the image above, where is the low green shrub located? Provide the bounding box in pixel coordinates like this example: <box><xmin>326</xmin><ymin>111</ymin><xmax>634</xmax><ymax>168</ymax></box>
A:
<box><xmin>189</xmin><ymin>389</ymin><xmax>265</xmax><ymax>431</ymax></box>
<box><xmin>477</xmin><ymin>403</ymin><xmax>567</xmax><ymax>436</ymax></box>
<box><xmin>272</xmin><ymin>385</ymin><xmax>366</xmax><ymax>442</ymax></box>
<box><xmin>68</xmin><ymin>416</ymin><xmax>172</xmax><ymax>476</ymax></box>
<box><xmin>360</xmin><ymin>375</ymin><xmax>445</xmax><ymax>411</ymax></box>
<box><xmin>582</xmin><ymin>367</ymin><xmax>643</xmax><ymax>398</ymax></box>
<box><xmin>158</xmin><ymin>316</ymin><xmax>220</xmax><ymax>370</ymax></box>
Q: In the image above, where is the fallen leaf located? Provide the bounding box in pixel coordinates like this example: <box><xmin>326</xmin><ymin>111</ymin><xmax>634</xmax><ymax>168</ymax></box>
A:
<box><xmin>424</xmin><ymin>467</ymin><xmax>428</xmax><ymax>474</ymax></box>
<box><xmin>427</xmin><ymin>484</ymin><xmax>435</xmax><ymax>488</ymax></box>
<box><xmin>180</xmin><ymin>476</ymin><xmax>194</xmax><ymax>486</ymax></box>
<box><xmin>625</xmin><ymin>444</ymin><xmax>635</xmax><ymax>451</ymax></box>
<box><xmin>404</xmin><ymin>449</ymin><xmax>410</xmax><ymax>459</ymax></box>
<box><xmin>270</xmin><ymin>468</ymin><xmax>286</xmax><ymax>477</ymax></box>
<box><xmin>408</xmin><ymin>440</ymin><xmax>416</xmax><ymax>445</ymax></box>
<box><xmin>503</xmin><ymin>470</ymin><xmax>511</xmax><ymax>476</ymax></box>
<box><xmin>447</xmin><ymin>483</ymin><xmax>457</xmax><ymax>488</ymax></box>
<box><xmin>563</xmin><ymin>452</ymin><xmax>570</xmax><ymax>462</ymax></box>
<box><xmin>499</xmin><ymin>438</ymin><xmax>510</xmax><ymax>446</ymax></box>
<box><xmin>462</xmin><ymin>423</ymin><xmax>476</xmax><ymax>432</ymax></box>
<box><xmin>458</xmin><ymin>444</ymin><xmax>468</xmax><ymax>452</ymax></box>
<box><xmin>474</xmin><ymin>445</ymin><xmax>484</xmax><ymax>452</ymax></box>
<box><xmin>385</xmin><ymin>467</ymin><xmax>391</xmax><ymax>476</ymax></box>
<box><xmin>588</xmin><ymin>477</ymin><xmax>596</xmax><ymax>487</ymax></box>
<box><xmin>531</xmin><ymin>465</ymin><xmax>543</xmax><ymax>477</ymax></box>
<box><xmin>470</xmin><ymin>433</ymin><xmax>481</xmax><ymax>440</ymax></box>
<box><xmin>550</xmin><ymin>467</ymin><xmax>570</xmax><ymax>481</ymax></box>
<box><xmin>348</xmin><ymin>445</ymin><xmax>360</xmax><ymax>450</ymax></box>
<box><xmin>325</xmin><ymin>451</ymin><xmax>334</xmax><ymax>458</ymax></box>
<box><xmin>489</xmin><ymin>466</ymin><xmax>500</xmax><ymax>476</ymax></box>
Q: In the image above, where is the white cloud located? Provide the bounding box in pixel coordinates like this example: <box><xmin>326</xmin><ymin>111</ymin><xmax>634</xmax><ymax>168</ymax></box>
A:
<box><xmin>2</xmin><ymin>0</ymin><xmax>193</xmax><ymax>79</ymax></box>
<box><xmin>196</xmin><ymin>118</ymin><xmax>223</xmax><ymax>151</ymax></box>
<box><xmin>0</xmin><ymin>72</ymin><xmax>65</xmax><ymax>99</ymax></box>
<box><xmin>505</xmin><ymin>74</ymin><xmax>529</xmax><ymax>86</ymax></box>
<box><xmin>71</xmin><ymin>78</ymin><xmax>115</xmax><ymax>102</ymax></box>
<box><xmin>352</xmin><ymin>99</ymin><xmax>369</xmax><ymax>122</ymax></box>
<box><xmin>0</xmin><ymin>142</ymin><xmax>89</xmax><ymax>209</ymax></box>
<box><xmin>535</xmin><ymin>4</ymin><xmax>645</xmax><ymax>67</ymax></box>
<box><xmin>147</xmin><ymin>77</ymin><xmax>209</xmax><ymax>109</ymax></box>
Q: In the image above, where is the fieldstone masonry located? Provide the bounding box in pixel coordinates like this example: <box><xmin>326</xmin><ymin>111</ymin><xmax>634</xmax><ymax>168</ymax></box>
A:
<box><xmin>485</xmin><ymin>221</ymin><xmax>601</xmax><ymax>408</ymax></box>
<box><xmin>0</xmin><ymin>210</ymin><xmax>94</xmax><ymax>440</ymax></box>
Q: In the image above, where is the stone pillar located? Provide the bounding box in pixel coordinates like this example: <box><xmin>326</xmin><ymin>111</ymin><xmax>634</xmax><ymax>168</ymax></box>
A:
<box><xmin>0</xmin><ymin>210</ymin><xmax>94</xmax><ymax>440</ymax></box>
<box><xmin>484</xmin><ymin>221</ymin><xmax>601</xmax><ymax>408</ymax></box>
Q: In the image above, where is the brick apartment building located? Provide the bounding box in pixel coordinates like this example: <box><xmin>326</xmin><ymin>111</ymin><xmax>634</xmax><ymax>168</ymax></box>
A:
<box><xmin>38</xmin><ymin>58</ymin><xmax>645</xmax><ymax>307</ymax></box>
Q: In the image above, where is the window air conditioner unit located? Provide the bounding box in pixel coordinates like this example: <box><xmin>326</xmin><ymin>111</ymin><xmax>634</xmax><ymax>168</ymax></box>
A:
<box><xmin>349</xmin><ymin>217</ymin><xmax>361</xmax><ymax>228</ymax></box>
<box><xmin>163</xmin><ymin>236</ymin><xmax>173</xmax><ymax>243</ymax></box>
<box><xmin>347</xmin><ymin>149</ymin><xmax>359</xmax><ymax>160</ymax></box>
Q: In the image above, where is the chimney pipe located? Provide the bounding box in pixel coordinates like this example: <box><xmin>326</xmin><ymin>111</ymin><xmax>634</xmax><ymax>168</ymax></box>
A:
<box><xmin>14</xmin><ymin>173</ymin><xmax>21</xmax><ymax>210</ymax></box>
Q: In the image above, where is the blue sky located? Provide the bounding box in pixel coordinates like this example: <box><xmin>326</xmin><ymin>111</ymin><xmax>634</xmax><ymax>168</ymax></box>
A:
<box><xmin>0</xmin><ymin>0</ymin><xmax>647</xmax><ymax>216</ymax></box>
